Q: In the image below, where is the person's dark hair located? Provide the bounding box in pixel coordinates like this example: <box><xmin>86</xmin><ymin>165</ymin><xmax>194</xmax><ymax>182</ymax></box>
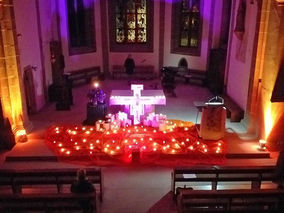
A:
<box><xmin>77</xmin><ymin>169</ymin><xmax>87</xmax><ymax>181</ymax></box>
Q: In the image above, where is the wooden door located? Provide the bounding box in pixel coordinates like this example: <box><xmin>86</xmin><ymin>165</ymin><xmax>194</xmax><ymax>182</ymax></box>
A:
<box><xmin>24</xmin><ymin>65</ymin><xmax>37</xmax><ymax>114</ymax></box>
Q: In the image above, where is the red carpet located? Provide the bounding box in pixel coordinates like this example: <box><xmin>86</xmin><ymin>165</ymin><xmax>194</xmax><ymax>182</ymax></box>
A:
<box><xmin>45</xmin><ymin>121</ymin><xmax>227</xmax><ymax>166</ymax></box>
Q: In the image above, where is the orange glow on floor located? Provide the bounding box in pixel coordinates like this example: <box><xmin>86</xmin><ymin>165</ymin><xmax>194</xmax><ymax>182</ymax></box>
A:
<box><xmin>264</xmin><ymin>103</ymin><xmax>274</xmax><ymax>140</ymax></box>
<box><xmin>263</xmin><ymin>98</ymin><xmax>284</xmax><ymax>143</ymax></box>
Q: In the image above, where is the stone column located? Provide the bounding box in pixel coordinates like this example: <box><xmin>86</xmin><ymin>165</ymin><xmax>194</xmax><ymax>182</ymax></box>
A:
<box><xmin>0</xmin><ymin>0</ymin><xmax>30</xmax><ymax>142</ymax></box>
<box><xmin>248</xmin><ymin>0</ymin><xmax>284</xmax><ymax>149</ymax></box>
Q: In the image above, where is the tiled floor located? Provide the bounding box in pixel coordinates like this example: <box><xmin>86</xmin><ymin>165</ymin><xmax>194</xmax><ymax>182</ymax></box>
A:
<box><xmin>0</xmin><ymin>79</ymin><xmax>277</xmax><ymax>213</ymax></box>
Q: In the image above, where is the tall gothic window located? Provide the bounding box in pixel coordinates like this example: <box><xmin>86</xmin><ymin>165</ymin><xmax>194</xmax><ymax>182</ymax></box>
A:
<box><xmin>171</xmin><ymin>0</ymin><xmax>202</xmax><ymax>55</ymax></box>
<box><xmin>67</xmin><ymin>0</ymin><xmax>96</xmax><ymax>55</ymax></box>
<box><xmin>109</xmin><ymin>0</ymin><xmax>153</xmax><ymax>52</ymax></box>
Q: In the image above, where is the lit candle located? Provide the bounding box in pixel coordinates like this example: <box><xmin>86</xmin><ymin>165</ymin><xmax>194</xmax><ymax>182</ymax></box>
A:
<box><xmin>258</xmin><ymin>139</ymin><xmax>267</xmax><ymax>151</ymax></box>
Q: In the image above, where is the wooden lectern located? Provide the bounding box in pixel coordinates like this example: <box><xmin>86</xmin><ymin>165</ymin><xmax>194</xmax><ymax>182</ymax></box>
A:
<box><xmin>197</xmin><ymin>106</ymin><xmax>226</xmax><ymax>140</ymax></box>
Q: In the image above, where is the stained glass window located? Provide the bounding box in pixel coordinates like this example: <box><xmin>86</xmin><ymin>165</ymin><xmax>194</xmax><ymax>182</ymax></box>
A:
<box><xmin>180</xmin><ymin>0</ymin><xmax>200</xmax><ymax>48</ymax></box>
<box><xmin>115</xmin><ymin>0</ymin><xmax>147</xmax><ymax>44</ymax></box>
<box><xmin>171</xmin><ymin>0</ymin><xmax>202</xmax><ymax>55</ymax></box>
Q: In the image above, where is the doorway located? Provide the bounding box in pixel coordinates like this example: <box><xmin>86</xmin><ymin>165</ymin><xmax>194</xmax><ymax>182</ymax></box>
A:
<box><xmin>24</xmin><ymin>65</ymin><xmax>37</xmax><ymax>114</ymax></box>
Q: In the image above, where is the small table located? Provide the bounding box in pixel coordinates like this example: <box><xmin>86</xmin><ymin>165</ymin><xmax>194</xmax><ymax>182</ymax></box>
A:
<box><xmin>83</xmin><ymin>103</ymin><xmax>107</xmax><ymax>125</ymax></box>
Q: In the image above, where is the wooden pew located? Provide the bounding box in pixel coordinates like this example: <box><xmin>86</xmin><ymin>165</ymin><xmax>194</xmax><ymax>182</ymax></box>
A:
<box><xmin>0</xmin><ymin>168</ymin><xmax>103</xmax><ymax>202</ymax></box>
<box><xmin>177</xmin><ymin>188</ymin><xmax>284</xmax><ymax>213</ymax></box>
<box><xmin>178</xmin><ymin>69</ymin><xmax>206</xmax><ymax>86</ymax></box>
<box><xmin>172</xmin><ymin>166</ymin><xmax>276</xmax><ymax>198</ymax></box>
<box><xmin>66</xmin><ymin>66</ymin><xmax>101</xmax><ymax>87</ymax></box>
<box><xmin>0</xmin><ymin>192</ymin><xmax>96</xmax><ymax>212</ymax></box>
<box><xmin>112</xmin><ymin>65</ymin><xmax>156</xmax><ymax>80</ymax></box>
<box><xmin>164</xmin><ymin>67</ymin><xmax>206</xmax><ymax>86</ymax></box>
<box><xmin>223</xmin><ymin>94</ymin><xmax>244</xmax><ymax>122</ymax></box>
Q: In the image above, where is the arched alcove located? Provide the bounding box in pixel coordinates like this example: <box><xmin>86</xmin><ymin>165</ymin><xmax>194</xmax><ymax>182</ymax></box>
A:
<box><xmin>178</xmin><ymin>58</ymin><xmax>188</xmax><ymax>68</ymax></box>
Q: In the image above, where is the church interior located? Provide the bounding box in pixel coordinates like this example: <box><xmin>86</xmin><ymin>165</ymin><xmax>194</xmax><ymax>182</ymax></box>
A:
<box><xmin>0</xmin><ymin>0</ymin><xmax>284</xmax><ymax>212</ymax></box>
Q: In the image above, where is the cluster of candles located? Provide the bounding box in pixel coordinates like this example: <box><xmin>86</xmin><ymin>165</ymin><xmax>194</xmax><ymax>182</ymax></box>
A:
<box><xmin>47</xmin><ymin>123</ymin><xmax>224</xmax><ymax>158</ymax></box>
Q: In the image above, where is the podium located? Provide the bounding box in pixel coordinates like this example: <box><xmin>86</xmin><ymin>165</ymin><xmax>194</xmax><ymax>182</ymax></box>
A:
<box><xmin>83</xmin><ymin>103</ymin><xmax>107</xmax><ymax>125</ymax></box>
<box><xmin>197</xmin><ymin>106</ymin><xmax>226</xmax><ymax>140</ymax></box>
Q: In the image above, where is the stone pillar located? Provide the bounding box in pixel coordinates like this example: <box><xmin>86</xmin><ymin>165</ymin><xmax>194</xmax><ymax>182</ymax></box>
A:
<box><xmin>0</xmin><ymin>98</ymin><xmax>15</xmax><ymax>150</ymax></box>
<box><xmin>0</xmin><ymin>0</ymin><xmax>30</xmax><ymax>142</ymax></box>
<box><xmin>248</xmin><ymin>0</ymin><xmax>284</xmax><ymax>149</ymax></box>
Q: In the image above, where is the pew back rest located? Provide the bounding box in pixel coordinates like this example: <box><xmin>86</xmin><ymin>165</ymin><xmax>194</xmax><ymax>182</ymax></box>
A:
<box><xmin>66</xmin><ymin>66</ymin><xmax>101</xmax><ymax>86</ymax></box>
<box><xmin>0</xmin><ymin>168</ymin><xmax>103</xmax><ymax>201</ymax></box>
<box><xmin>177</xmin><ymin>188</ymin><xmax>284</xmax><ymax>213</ymax></box>
<box><xmin>172</xmin><ymin>166</ymin><xmax>276</xmax><ymax>196</ymax></box>
<box><xmin>0</xmin><ymin>192</ymin><xmax>96</xmax><ymax>212</ymax></box>
<box><xmin>223</xmin><ymin>94</ymin><xmax>244</xmax><ymax>122</ymax></box>
<box><xmin>112</xmin><ymin>65</ymin><xmax>156</xmax><ymax>79</ymax></box>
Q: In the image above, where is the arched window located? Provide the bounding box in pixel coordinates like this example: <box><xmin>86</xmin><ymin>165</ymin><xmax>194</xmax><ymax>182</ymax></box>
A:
<box><xmin>109</xmin><ymin>0</ymin><xmax>153</xmax><ymax>52</ymax></box>
<box><xmin>67</xmin><ymin>0</ymin><xmax>96</xmax><ymax>55</ymax></box>
<box><xmin>171</xmin><ymin>0</ymin><xmax>202</xmax><ymax>56</ymax></box>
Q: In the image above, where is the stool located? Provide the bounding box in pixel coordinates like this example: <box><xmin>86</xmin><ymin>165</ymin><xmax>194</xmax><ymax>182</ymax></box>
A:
<box><xmin>184</xmin><ymin>74</ymin><xmax>192</xmax><ymax>83</ymax></box>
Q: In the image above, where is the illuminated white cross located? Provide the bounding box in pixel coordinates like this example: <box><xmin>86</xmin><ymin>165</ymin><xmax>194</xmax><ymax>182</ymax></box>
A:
<box><xmin>109</xmin><ymin>84</ymin><xmax>166</xmax><ymax>125</ymax></box>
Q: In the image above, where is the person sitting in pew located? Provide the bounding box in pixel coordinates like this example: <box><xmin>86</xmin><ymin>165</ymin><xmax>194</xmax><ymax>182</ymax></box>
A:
<box><xmin>274</xmin><ymin>149</ymin><xmax>284</xmax><ymax>189</ymax></box>
<box><xmin>71</xmin><ymin>169</ymin><xmax>96</xmax><ymax>213</ymax></box>
<box><xmin>124</xmin><ymin>54</ymin><xmax>135</xmax><ymax>85</ymax></box>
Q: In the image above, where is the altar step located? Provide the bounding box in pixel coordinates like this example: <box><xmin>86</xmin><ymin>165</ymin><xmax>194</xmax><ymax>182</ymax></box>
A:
<box><xmin>5</xmin><ymin>155</ymin><xmax>91</xmax><ymax>162</ymax></box>
<box><xmin>5</xmin><ymin>156</ymin><xmax>58</xmax><ymax>162</ymax></box>
<box><xmin>225</xmin><ymin>153</ymin><xmax>270</xmax><ymax>159</ymax></box>
<box><xmin>5</xmin><ymin>152</ymin><xmax>270</xmax><ymax>162</ymax></box>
